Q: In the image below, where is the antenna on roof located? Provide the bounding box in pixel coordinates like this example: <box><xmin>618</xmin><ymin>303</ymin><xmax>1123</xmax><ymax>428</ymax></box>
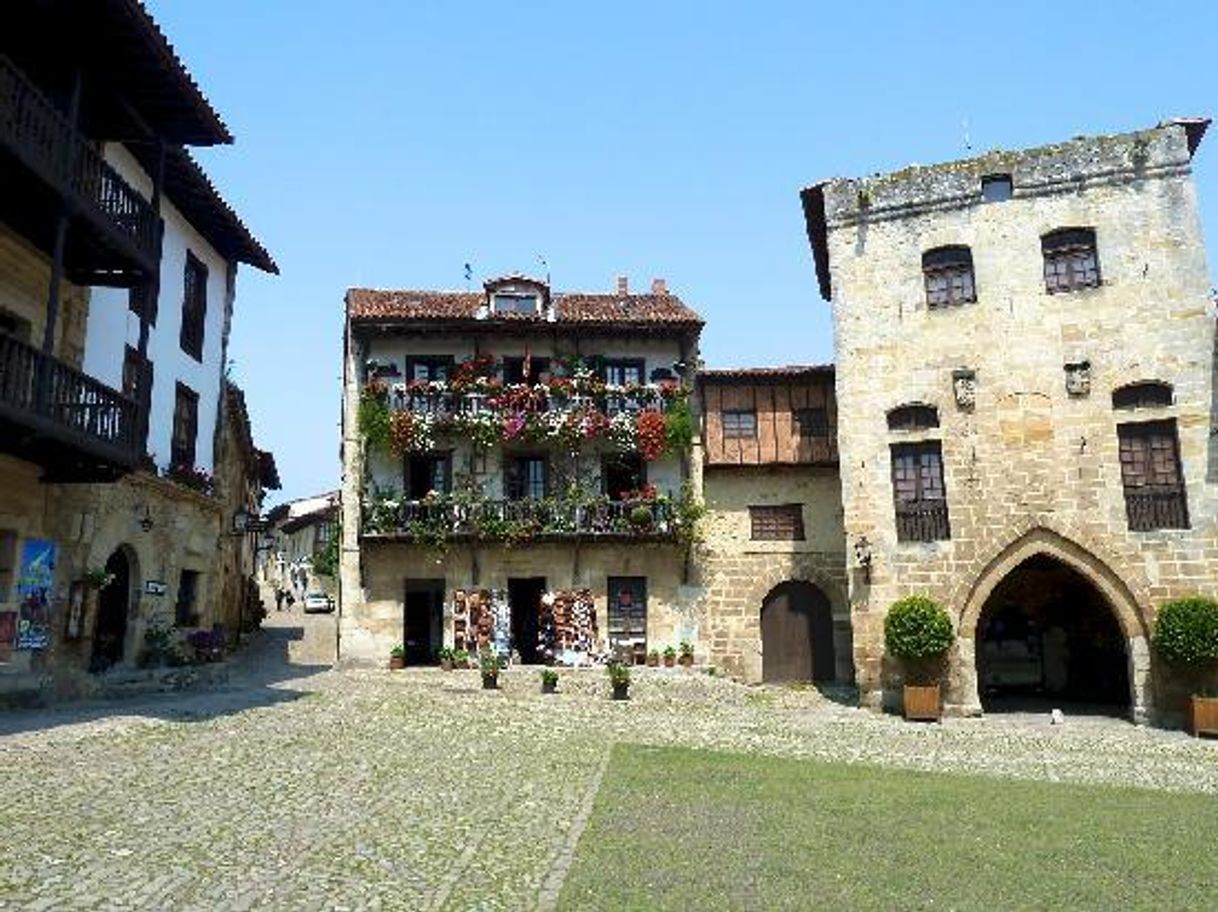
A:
<box><xmin>537</xmin><ymin>255</ymin><xmax>550</xmax><ymax>287</ymax></box>
<box><xmin>963</xmin><ymin>118</ymin><xmax>972</xmax><ymax>152</ymax></box>
<box><xmin>463</xmin><ymin>261</ymin><xmax>473</xmax><ymax>291</ymax></box>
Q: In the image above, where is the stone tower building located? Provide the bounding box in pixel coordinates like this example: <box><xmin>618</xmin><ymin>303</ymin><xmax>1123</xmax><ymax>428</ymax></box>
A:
<box><xmin>801</xmin><ymin>119</ymin><xmax>1216</xmax><ymax>723</ymax></box>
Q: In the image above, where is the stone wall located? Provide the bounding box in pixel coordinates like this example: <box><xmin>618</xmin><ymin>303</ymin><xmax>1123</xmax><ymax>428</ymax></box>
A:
<box><xmin>697</xmin><ymin>466</ymin><xmax>849</xmax><ymax>682</ymax></box>
<box><xmin>820</xmin><ymin>122</ymin><xmax>1218</xmax><ymax>722</ymax></box>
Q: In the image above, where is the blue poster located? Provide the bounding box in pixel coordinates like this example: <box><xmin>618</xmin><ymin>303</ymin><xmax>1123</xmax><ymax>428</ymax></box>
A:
<box><xmin>16</xmin><ymin>538</ymin><xmax>56</xmax><ymax>650</ymax></box>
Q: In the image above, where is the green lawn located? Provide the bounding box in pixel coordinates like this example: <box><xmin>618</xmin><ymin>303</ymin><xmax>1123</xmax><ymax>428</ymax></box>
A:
<box><xmin>558</xmin><ymin>745</ymin><xmax>1218</xmax><ymax>911</ymax></box>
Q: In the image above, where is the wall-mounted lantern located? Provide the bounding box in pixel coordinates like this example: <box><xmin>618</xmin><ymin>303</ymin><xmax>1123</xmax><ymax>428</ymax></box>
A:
<box><xmin>854</xmin><ymin>535</ymin><xmax>873</xmax><ymax>584</ymax></box>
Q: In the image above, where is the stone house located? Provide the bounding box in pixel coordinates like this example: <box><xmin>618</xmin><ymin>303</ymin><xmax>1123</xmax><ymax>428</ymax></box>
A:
<box><xmin>800</xmin><ymin>118</ymin><xmax>1216</xmax><ymax>723</ymax></box>
<box><xmin>696</xmin><ymin>366</ymin><xmax>850</xmax><ymax>684</ymax></box>
<box><xmin>0</xmin><ymin>1</ymin><xmax>276</xmax><ymax>700</ymax></box>
<box><xmin>261</xmin><ymin>491</ymin><xmax>340</xmax><ymax>601</ymax></box>
<box><xmin>338</xmin><ymin>275</ymin><xmax>703</xmax><ymax>665</ymax></box>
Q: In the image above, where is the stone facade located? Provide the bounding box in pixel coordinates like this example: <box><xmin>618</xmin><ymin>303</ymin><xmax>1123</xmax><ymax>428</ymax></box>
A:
<box><xmin>802</xmin><ymin>120</ymin><xmax>1217</xmax><ymax>723</ymax></box>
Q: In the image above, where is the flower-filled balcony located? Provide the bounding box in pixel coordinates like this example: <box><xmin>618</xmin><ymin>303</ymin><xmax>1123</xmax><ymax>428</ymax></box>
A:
<box><xmin>362</xmin><ymin>486</ymin><xmax>688</xmax><ymax>546</ymax></box>
<box><xmin>359</xmin><ymin>359</ymin><xmax>694</xmax><ymax>459</ymax></box>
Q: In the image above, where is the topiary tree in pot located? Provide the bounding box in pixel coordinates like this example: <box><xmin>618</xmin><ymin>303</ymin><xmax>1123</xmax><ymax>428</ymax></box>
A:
<box><xmin>1153</xmin><ymin>596</ymin><xmax>1218</xmax><ymax>736</ymax></box>
<box><xmin>884</xmin><ymin>595</ymin><xmax>954</xmax><ymax>721</ymax></box>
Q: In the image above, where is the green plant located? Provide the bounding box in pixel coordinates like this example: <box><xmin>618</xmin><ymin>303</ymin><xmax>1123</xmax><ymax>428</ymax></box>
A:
<box><xmin>438</xmin><ymin>646</ymin><xmax>455</xmax><ymax>662</ymax></box>
<box><xmin>390</xmin><ymin>644</ymin><xmax>405</xmax><ymax>659</ymax></box>
<box><xmin>884</xmin><ymin>596</ymin><xmax>953</xmax><ymax>684</ymax></box>
<box><xmin>648</xmin><ymin>649</ymin><xmax>660</xmax><ymax>662</ymax></box>
<box><xmin>479</xmin><ymin>648</ymin><xmax>504</xmax><ymax>676</ymax></box>
<box><xmin>453</xmin><ymin>648</ymin><xmax>470</xmax><ymax>667</ymax></box>
<box><xmin>664</xmin><ymin>399</ymin><xmax>695</xmax><ymax>454</ymax></box>
<box><xmin>1154</xmin><ymin>597</ymin><xmax>1218</xmax><ymax>694</ymax></box>
<box><xmin>82</xmin><ymin>567</ymin><xmax>115</xmax><ymax>589</ymax></box>
<box><xmin>663</xmin><ymin>645</ymin><xmax>676</xmax><ymax>659</ymax></box>
<box><xmin>313</xmin><ymin>522</ymin><xmax>340</xmax><ymax>576</ymax></box>
<box><xmin>607</xmin><ymin>661</ymin><xmax>631</xmax><ymax>687</ymax></box>
<box><xmin>358</xmin><ymin>382</ymin><xmax>392</xmax><ymax>454</ymax></box>
<box><xmin>674</xmin><ymin>481</ymin><xmax>707</xmax><ymax>548</ymax></box>
<box><xmin>679</xmin><ymin>641</ymin><xmax>694</xmax><ymax>659</ymax></box>
<box><xmin>540</xmin><ymin>668</ymin><xmax>559</xmax><ymax>686</ymax></box>
<box><xmin>629</xmin><ymin>504</ymin><xmax>654</xmax><ymax>527</ymax></box>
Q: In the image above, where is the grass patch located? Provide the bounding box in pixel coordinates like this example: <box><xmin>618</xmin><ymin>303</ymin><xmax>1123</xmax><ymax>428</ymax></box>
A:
<box><xmin>558</xmin><ymin>744</ymin><xmax>1218</xmax><ymax>911</ymax></box>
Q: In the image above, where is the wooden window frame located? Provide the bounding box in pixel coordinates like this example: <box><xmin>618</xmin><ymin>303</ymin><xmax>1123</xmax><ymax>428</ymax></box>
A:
<box><xmin>505</xmin><ymin>454</ymin><xmax>549</xmax><ymax>500</ymax></box>
<box><xmin>1112</xmin><ymin>381</ymin><xmax>1173</xmax><ymax>410</ymax></box>
<box><xmin>128</xmin><ymin>283</ymin><xmax>157</xmax><ymax>326</ymax></box>
<box><xmin>749</xmin><ymin>504</ymin><xmax>806</xmax><ymax>541</ymax></box>
<box><xmin>179</xmin><ymin>251</ymin><xmax>207</xmax><ymax>361</ymax></box>
<box><xmin>404</xmin><ymin>355</ymin><xmax>455</xmax><ymax>383</ymax></box>
<box><xmin>890</xmin><ymin>441</ymin><xmax>951</xmax><ymax>543</ymax></box>
<box><xmin>491</xmin><ymin>292</ymin><xmax>539</xmax><ymax>315</ymax></box>
<box><xmin>404</xmin><ymin>452</ymin><xmax>454</xmax><ymax>499</ymax></box>
<box><xmin>922</xmin><ymin>246</ymin><xmax>976</xmax><ymax>308</ymax></box>
<box><xmin>1117</xmin><ymin>419</ymin><xmax>1189</xmax><ymax>531</ymax></box>
<box><xmin>1042</xmin><ymin>228</ymin><xmax>1100</xmax><ymax>294</ymax></box>
<box><xmin>887</xmin><ymin>404</ymin><xmax>940</xmax><ymax>433</ymax></box>
<box><xmin>602</xmin><ymin>358</ymin><xmax>646</xmax><ymax>387</ymax></box>
<box><xmin>171</xmin><ymin>382</ymin><xmax>199</xmax><ymax>469</ymax></box>
<box><xmin>793</xmin><ymin>407</ymin><xmax>830</xmax><ymax>439</ymax></box>
<box><xmin>722</xmin><ymin>409</ymin><xmax>758</xmax><ymax>439</ymax></box>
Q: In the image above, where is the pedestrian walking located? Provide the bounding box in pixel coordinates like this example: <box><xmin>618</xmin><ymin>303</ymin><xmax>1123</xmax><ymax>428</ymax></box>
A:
<box><xmin>275</xmin><ymin>588</ymin><xmax>285</xmax><ymax>612</ymax></box>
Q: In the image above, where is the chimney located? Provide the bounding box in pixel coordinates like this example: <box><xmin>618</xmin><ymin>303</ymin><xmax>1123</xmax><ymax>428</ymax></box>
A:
<box><xmin>616</xmin><ymin>275</ymin><xmax>629</xmax><ymax>296</ymax></box>
<box><xmin>651</xmin><ymin>278</ymin><xmax>667</xmax><ymax>295</ymax></box>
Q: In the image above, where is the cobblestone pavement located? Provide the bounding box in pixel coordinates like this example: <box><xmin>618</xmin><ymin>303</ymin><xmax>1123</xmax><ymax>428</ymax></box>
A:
<box><xmin>1</xmin><ymin>617</ymin><xmax>1216</xmax><ymax>910</ymax></box>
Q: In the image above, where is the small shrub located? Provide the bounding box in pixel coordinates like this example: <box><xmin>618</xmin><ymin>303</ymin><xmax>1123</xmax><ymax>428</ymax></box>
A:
<box><xmin>540</xmin><ymin>668</ymin><xmax>559</xmax><ymax>686</ymax></box>
<box><xmin>884</xmin><ymin>596</ymin><xmax>954</xmax><ymax>661</ymax></box>
<box><xmin>479</xmin><ymin>648</ymin><xmax>504</xmax><ymax>676</ymax></box>
<box><xmin>607</xmin><ymin>661</ymin><xmax>631</xmax><ymax>687</ymax></box>
<box><xmin>390</xmin><ymin>644</ymin><xmax>405</xmax><ymax>659</ymax></box>
<box><xmin>678</xmin><ymin>640</ymin><xmax>694</xmax><ymax>659</ymax></box>
<box><xmin>663</xmin><ymin>645</ymin><xmax>677</xmax><ymax>659</ymax></box>
<box><xmin>1154</xmin><ymin>597</ymin><xmax>1218</xmax><ymax>671</ymax></box>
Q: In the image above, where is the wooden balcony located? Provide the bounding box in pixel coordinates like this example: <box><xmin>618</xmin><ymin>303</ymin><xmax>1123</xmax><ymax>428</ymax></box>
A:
<box><xmin>0</xmin><ymin>332</ymin><xmax>141</xmax><ymax>481</ymax></box>
<box><xmin>362</xmin><ymin>495</ymin><xmax>679</xmax><ymax>543</ymax></box>
<box><xmin>0</xmin><ymin>54</ymin><xmax>159</xmax><ymax>286</ymax></box>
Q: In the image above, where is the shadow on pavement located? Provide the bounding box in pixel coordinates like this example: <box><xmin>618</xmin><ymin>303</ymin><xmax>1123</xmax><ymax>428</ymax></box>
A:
<box><xmin>0</xmin><ymin>619</ymin><xmax>332</xmax><ymax>738</ymax></box>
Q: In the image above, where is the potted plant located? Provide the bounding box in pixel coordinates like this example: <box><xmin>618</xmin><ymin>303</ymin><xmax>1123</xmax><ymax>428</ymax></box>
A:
<box><xmin>438</xmin><ymin>646</ymin><xmax>455</xmax><ymax>672</ymax></box>
<box><xmin>628</xmin><ymin>504</ymin><xmax>654</xmax><ymax>528</ymax></box>
<box><xmin>608</xmin><ymin>661</ymin><xmax>631</xmax><ymax>700</ymax></box>
<box><xmin>389</xmin><ymin>644</ymin><xmax>406</xmax><ymax>671</ymax></box>
<box><xmin>884</xmin><ymin>595</ymin><xmax>954</xmax><ymax>721</ymax></box>
<box><xmin>540</xmin><ymin>667</ymin><xmax>559</xmax><ymax>695</ymax></box>
<box><xmin>454</xmin><ymin>648</ymin><xmax>470</xmax><ymax>669</ymax></box>
<box><xmin>646</xmin><ymin>649</ymin><xmax>660</xmax><ymax>668</ymax></box>
<box><xmin>479</xmin><ymin>648</ymin><xmax>503</xmax><ymax>690</ymax></box>
<box><xmin>1153</xmin><ymin>596</ymin><xmax>1218</xmax><ymax>736</ymax></box>
<box><xmin>678</xmin><ymin>640</ymin><xmax>694</xmax><ymax>668</ymax></box>
<box><xmin>662</xmin><ymin>645</ymin><xmax>676</xmax><ymax>668</ymax></box>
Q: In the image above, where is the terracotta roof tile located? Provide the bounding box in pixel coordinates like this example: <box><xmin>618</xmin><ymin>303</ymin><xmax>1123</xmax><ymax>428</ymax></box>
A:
<box><xmin>346</xmin><ymin>288</ymin><xmax>703</xmax><ymax>328</ymax></box>
<box><xmin>700</xmin><ymin>364</ymin><xmax>834</xmax><ymax>380</ymax></box>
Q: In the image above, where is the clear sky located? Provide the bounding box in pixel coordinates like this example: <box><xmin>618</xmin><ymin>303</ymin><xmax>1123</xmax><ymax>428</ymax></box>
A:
<box><xmin>145</xmin><ymin>0</ymin><xmax>1218</xmax><ymax>505</ymax></box>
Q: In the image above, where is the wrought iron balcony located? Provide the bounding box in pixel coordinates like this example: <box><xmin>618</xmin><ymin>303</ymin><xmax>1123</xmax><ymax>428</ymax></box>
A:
<box><xmin>895</xmin><ymin>499</ymin><xmax>952</xmax><ymax>544</ymax></box>
<box><xmin>1124</xmin><ymin>487</ymin><xmax>1190</xmax><ymax>532</ymax></box>
<box><xmin>362</xmin><ymin>495</ymin><xmax>679</xmax><ymax>543</ymax></box>
<box><xmin>0</xmin><ymin>54</ymin><xmax>159</xmax><ymax>284</ymax></box>
<box><xmin>0</xmin><ymin>332</ymin><xmax>141</xmax><ymax>481</ymax></box>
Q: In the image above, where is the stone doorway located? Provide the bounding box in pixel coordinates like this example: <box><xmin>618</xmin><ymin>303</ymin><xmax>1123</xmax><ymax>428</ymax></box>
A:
<box><xmin>403</xmin><ymin>579</ymin><xmax>444</xmax><ymax>664</ymax></box>
<box><xmin>976</xmin><ymin>554</ymin><xmax>1131</xmax><ymax>715</ymax></box>
<box><xmin>90</xmin><ymin>547</ymin><xmax>133</xmax><ymax>673</ymax></box>
<box><xmin>760</xmin><ymin>581</ymin><xmax>835</xmax><ymax>683</ymax></box>
<box><xmin>508</xmin><ymin>576</ymin><xmax>546</xmax><ymax>664</ymax></box>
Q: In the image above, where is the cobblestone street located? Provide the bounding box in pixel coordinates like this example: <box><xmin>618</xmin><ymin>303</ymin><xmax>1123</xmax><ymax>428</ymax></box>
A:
<box><xmin>1</xmin><ymin>612</ymin><xmax>1216</xmax><ymax>911</ymax></box>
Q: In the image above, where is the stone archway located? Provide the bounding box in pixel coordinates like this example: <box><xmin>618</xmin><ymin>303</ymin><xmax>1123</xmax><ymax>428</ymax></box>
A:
<box><xmin>90</xmin><ymin>545</ymin><xmax>139</xmax><ymax>673</ymax></box>
<box><xmin>955</xmin><ymin>528</ymin><xmax>1150</xmax><ymax>721</ymax></box>
<box><xmin>760</xmin><ymin>581</ymin><xmax>835</xmax><ymax>683</ymax></box>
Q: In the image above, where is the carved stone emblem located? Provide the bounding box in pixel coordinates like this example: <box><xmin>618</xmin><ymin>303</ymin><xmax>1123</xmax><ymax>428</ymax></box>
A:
<box><xmin>1064</xmin><ymin>360</ymin><xmax>1091</xmax><ymax>397</ymax></box>
<box><xmin>951</xmin><ymin>369</ymin><xmax>977</xmax><ymax>411</ymax></box>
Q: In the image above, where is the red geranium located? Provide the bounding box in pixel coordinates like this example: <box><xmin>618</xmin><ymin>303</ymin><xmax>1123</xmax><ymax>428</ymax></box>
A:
<box><xmin>636</xmin><ymin>410</ymin><xmax>667</xmax><ymax>461</ymax></box>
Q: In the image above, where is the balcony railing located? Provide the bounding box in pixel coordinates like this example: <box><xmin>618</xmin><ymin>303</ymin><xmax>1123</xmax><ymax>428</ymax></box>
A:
<box><xmin>895</xmin><ymin>499</ymin><xmax>952</xmax><ymax>543</ymax></box>
<box><xmin>0</xmin><ymin>54</ymin><xmax>158</xmax><ymax>269</ymax></box>
<box><xmin>0</xmin><ymin>332</ymin><xmax>140</xmax><ymax>474</ymax></box>
<box><xmin>390</xmin><ymin>387</ymin><xmax>677</xmax><ymax>419</ymax></box>
<box><xmin>362</xmin><ymin>495</ymin><xmax>678</xmax><ymax>542</ymax></box>
<box><xmin>1124</xmin><ymin>487</ymin><xmax>1190</xmax><ymax>532</ymax></box>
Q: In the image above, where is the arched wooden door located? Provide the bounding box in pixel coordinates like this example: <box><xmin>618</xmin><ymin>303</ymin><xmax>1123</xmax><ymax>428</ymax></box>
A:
<box><xmin>91</xmin><ymin>548</ymin><xmax>131</xmax><ymax>672</ymax></box>
<box><xmin>761</xmin><ymin>581</ymin><xmax>835</xmax><ymax>683</ymax></box>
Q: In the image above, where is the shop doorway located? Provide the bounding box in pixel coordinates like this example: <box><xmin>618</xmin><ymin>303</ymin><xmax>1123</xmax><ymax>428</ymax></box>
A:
<box><xmin>976</xmin><ymin>554</ymin><xmax>1130</xmax><ymax>714</ymax></box>
<box><xmin>760</xmin><ymin>580</ymin><xmax>835</xmax><ymax>683</ymax></box>
<box><xmin>508</xmin><ymin>576</ymin><xmax>546</xmax><ymax>663</ymax></box>
<box><xmin>91</xmin><ymin>547</ymin><xmax>132</xmax><ymax>672</ymax></box>
<box><xmin>403</xmin><ymin>579</ymin><xmax>444</xmax><ymax>664</ymax></box>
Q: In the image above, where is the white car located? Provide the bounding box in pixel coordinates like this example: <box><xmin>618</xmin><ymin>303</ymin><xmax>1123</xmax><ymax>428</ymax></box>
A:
<box><xmin>303</xmin><ymin>592</ymin><xmax>335</xmax><ymax>613</ymax></box>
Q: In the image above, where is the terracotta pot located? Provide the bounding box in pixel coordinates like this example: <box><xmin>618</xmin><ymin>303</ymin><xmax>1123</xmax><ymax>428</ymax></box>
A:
<box><xmin>903</xmin><ymin>683</ymin><xmax>941</xmax><ymax>721</ymax></box>
<box><xmin>679</xmin><ymin>654</ymin><xmax>693</xmax><ymax>668</ymax></box>
<box><xmin>541</xmin><ymin>680</ymin><xmax>557</xmax><ymax>695</ymax></box>
<box><xmin>663</xmin><ymin>655</ymin><xmax>675</xmax><ymax>668</ymax></box>
<box><xmin>481</xmin><ymin>673</ymin><xmax>498</xmax><ymax>690</ymax></box>
<box><xmin>612</xmin><ymin>682</ymin><xmax>630</xmax><ymax>701</ymax></box>
<box><xmin>1189</xmin><ymin>695</ymin><xmax>1218</xmax><ymax>737</ymax></box>
<box><xmin>646</xmin><ymin>656</ymin><xmax>659</xmax><ymax>667</ymax></box>
<box><xmin>389</xmin><ymin>655</ymin><xmax>405</xmax><ymax>671</ymax></box>
<box><xmin>440</xmin><ymin>659</ymin><xmax>454</xmax><ymax>672</ymax></box>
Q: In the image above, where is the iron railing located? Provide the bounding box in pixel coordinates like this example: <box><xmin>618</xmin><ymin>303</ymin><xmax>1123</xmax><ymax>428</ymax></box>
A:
<box><xmin>0</xmin><ymin>54</ymin><xmax>158</xmax><ymax>266</ymax></box>
<box><xmin>391</xmin><ymin>388</ymin><xmax>676</xmax><ymax>418</ymax></box>
<box><xmin>895</xmin><ymin>499</ymin><xmax>951</xmax><ymax>543</ymax></box>
<box><xmin>0</xmin><ymin>332</ymin><xmax>139</xmax><ymax>464</ymax></box>
<box><xmin>1124</xmin><ymin>487</ymin><xmax>1189</xmax><ymax>531</ymax></box>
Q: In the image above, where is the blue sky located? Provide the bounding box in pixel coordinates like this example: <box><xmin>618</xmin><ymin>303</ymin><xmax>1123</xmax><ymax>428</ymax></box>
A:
<box><xmin>145</xmin><ymin>0</ymin><xmax>1218</xmax><ymax>504</ymax></box>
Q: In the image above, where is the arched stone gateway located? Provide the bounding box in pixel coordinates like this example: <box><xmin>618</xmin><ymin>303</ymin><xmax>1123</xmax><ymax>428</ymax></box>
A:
<box><xmin>760</xmin><ymin>581</ymin><xmax>835</xmax><ymax>683</ymax></box>
<box><xmin>90</xmin><ymin>546</ymin><xmax>139</xmax><ymax>673</ymax></box>
<box><xmin>954</xmin><ymin>529</ymin><xmax>1151</xmax><ymax>722</ymax></box>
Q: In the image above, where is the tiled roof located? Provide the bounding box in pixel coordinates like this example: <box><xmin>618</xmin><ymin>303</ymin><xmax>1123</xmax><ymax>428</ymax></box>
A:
<box><xmin>346</xmin><ymin>289</ymin><xmax>703</xmax><ymax>328</ymax></box>
<box><xmin>700</xmin><ymin>364</ymin><xmax>834</xmax><ymax>380</ymax></box>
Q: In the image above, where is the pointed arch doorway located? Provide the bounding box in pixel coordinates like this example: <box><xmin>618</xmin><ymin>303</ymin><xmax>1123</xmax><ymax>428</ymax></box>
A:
<box><xmin>90</xmin><ymin>547</ymin><xmax>136</xmax><ymax>672</ymax></box>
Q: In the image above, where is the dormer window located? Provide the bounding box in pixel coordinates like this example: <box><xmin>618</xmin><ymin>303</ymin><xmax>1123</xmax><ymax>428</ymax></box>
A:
<box><xmin>492</xmin><ymin>292</ymin><xmax>539</xmax><ymax>315</ymax></box>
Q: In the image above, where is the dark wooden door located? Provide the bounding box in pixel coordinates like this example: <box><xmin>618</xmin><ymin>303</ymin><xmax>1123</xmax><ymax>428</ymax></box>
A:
<box><xmin>404</xmin><ymin>579</ymin><xmax>444</xmax><ymax>664</ymax></box>
<box><xmin>91</xmin><ymin>549</ymin><xmax>129</xmax><ymax>672</ymax></box>
<box><xmin>761</xmin><ymin>581</ymin><xmax>834</xmax><ymax>683</ymax></box>
<box><xmin>508</xmin><ymin>577</ymin><xmax>546</xmax><ymax>663</ymax></box>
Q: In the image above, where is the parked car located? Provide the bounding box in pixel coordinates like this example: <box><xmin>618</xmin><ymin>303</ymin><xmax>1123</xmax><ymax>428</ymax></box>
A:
<box><xmin>303</xmin><ymin>592</ymin><xmax>335</xmax><ymax>613</ymax></box>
